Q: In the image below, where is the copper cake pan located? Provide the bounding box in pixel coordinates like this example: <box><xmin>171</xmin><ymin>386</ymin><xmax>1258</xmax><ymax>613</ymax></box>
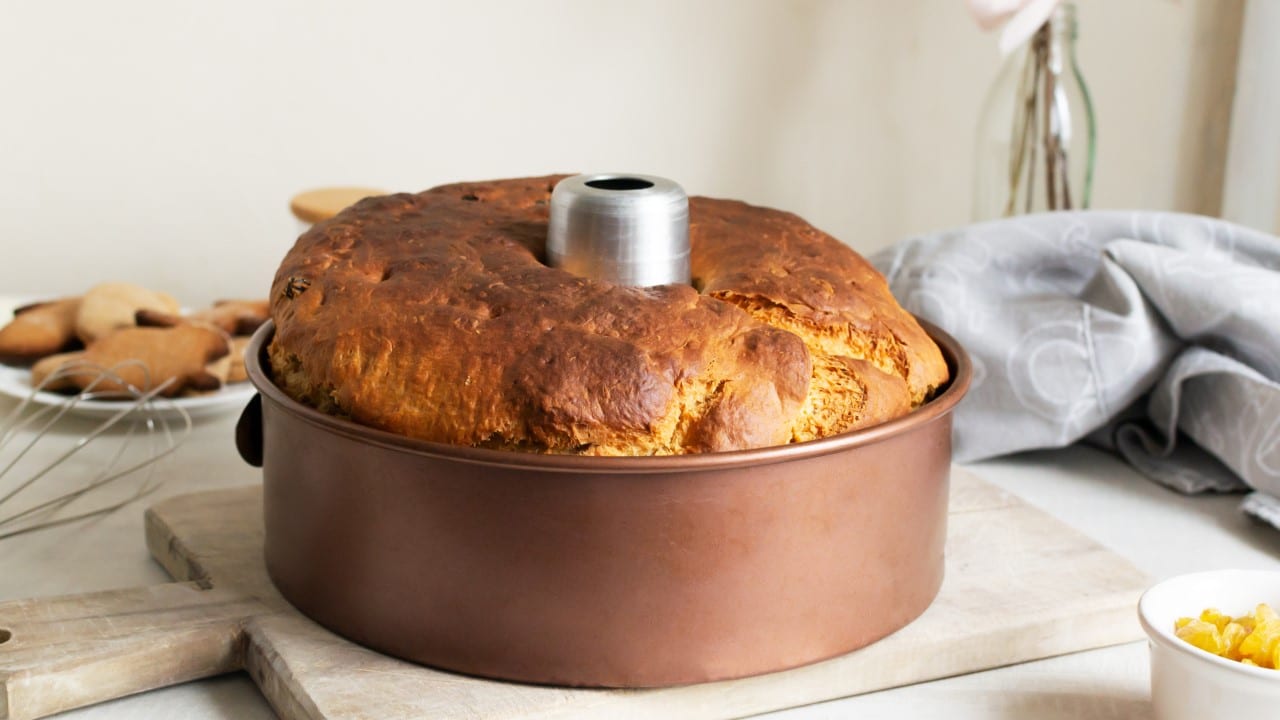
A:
<box><xmin>236</xmin><ymin>319</ymin><xmax>971</xmax><ymax>688</ymax></box>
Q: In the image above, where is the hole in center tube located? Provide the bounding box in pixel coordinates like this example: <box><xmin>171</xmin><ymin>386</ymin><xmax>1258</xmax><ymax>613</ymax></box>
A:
<box><xmin>585</xmin><ymin>177</ymin><xmax>654</xmax><ymax>191</ymax></box>
<box><xmin>0</xmin><ymin>628</ymin><xmax>11</xmax><ymax>644</ymax></box>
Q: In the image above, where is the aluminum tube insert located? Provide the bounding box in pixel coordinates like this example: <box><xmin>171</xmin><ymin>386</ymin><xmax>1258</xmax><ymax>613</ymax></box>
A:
<box><xmin>547</xmin><ymin>174</ymin><xmax>690</xmax><ymax>287</ymax></box>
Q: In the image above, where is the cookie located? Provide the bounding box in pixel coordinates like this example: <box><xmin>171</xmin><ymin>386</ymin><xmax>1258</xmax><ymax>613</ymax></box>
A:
<box><xmin>31</xmin><ymin>325</ymin><xmax>231</xmax><ymax>398</ymax></box>
<box><xmin>200</xmin><ymin>354</ymin><xmax>231</xmax><ymax>393</ymax></box>
<box><xmin>191</xmin><ymin>336</ymin><xmax>251</xmax><ymax>395</ymax></box>
<box><xmin>226</xmin><ymin>335</ymin><xmax>251</xmax><ymax>383</ymax></box>
<box><xmin>26</xmin><ymin>351</ymin><xmax>84</xmax><ymax>389</ymax></box>
<box><xmin>203</xmin><ymin>300</ymin><xmax>270</xmax><ymax>336</ymax></box>
<box><xmin>137</xmin><ymin>299</ymin><xmax>269</xmax><ymax>337</ymax></box>
<box><xmin>0</xmin><ymin>297</ymin><xmax>82</xmax><ymax>365</ymax></box>
<box><xmin>75</xmin><ymin>282</ymin><xmax>180</xmax><ymax>344</ymax></box>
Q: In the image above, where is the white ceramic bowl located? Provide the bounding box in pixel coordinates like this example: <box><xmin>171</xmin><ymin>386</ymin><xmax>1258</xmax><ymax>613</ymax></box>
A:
<box><xmin>1139</xmin><ymin>569</ymin><xmax>1280</xmax><ymax>720</ymax></box>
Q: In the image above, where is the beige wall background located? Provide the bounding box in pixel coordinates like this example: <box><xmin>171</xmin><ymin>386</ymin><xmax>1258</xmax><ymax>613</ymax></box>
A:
<box><xmin>0</xmin><ymin>0</ymin><xmax>1255</xmax><ymax>306</ymax></box>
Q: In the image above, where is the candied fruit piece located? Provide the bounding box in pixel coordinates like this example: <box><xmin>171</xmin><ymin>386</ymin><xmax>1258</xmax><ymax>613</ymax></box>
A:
<box><xmin>1258</xmin><ymin>604</ymin><xmax>1279</xmax><ymax>623</ymax></box>
<box><xmin>1239</xmin><ymin>624</ymin><xmax>1268</xmax><ymax>658</ymax></box>
<box><xmin>1176</xmin><ymin>619</ymin><xmax>1225</xmax><ymax>655</ymax></box>
<box><xmin>1201</xmin><ymin>608</ymin><xmax>1231</xmax><ymax>631</ymax></box>
<box><xmin>1256</xmin><ymin>631</ymin><xmax>1280</xmax><ymax>668</ymax></box>
<box><xmin>1175</xmin><ymin>604</ymin><xmax>1280</xmax><ymax>668</ymax></box>
<box><xmin>1223</xmin><ymin>622</ymin><xmax>1249</xmax><ymax>660</ymax></box>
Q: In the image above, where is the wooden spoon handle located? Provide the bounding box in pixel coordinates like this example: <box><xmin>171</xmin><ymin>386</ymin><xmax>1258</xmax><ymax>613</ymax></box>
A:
<box><xmin>0</xmin><ymin>582</ymin><xmax>264</xmax><ymax>720</ymax></box>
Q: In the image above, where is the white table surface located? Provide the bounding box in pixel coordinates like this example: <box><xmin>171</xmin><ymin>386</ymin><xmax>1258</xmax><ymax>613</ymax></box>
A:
<box><xmin>4</xmin><ymin>401</ymin><xmax>1279</xmax><ymax>720</ymax></box>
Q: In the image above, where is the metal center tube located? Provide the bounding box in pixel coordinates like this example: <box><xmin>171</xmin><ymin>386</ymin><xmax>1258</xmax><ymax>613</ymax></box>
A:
<box><xmin>547</xmin><ymin>173</ymin><xmax>690</xmax><ymax>287</ymax></box>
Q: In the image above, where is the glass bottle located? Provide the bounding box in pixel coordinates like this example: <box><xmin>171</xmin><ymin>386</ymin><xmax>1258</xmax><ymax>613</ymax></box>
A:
<box><xmin>972</xmin><ymin>2</ymin><xmax>1096</xmax><ymax>220</ymax></box>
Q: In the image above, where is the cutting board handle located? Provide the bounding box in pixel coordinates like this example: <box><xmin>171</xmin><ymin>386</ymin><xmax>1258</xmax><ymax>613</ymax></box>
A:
<box><xmin>0</xmin><ymin>581</ymin><xmax>265</xmax><ymax>720</ymax></box>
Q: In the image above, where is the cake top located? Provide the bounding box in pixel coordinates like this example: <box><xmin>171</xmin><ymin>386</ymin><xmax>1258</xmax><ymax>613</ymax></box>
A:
<box><xmin>268</xmin><ymin>175</ymin><xmax>948</xmax><ymax>455</ymax></box>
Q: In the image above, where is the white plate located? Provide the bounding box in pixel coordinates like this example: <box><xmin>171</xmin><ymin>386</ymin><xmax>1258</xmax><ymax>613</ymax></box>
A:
<box><xmin>0</xmin><ymin>296</ymin><xmax>256</xmax><ymax>421</ymax></box>
<box><xmin>0</xmin><ymin>364</ymin><xmax>255</xmax><ymax>421</ymax></box>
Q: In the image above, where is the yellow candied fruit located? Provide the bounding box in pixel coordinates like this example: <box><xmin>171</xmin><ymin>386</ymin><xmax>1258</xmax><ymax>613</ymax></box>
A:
<box><xmin>1201</xmin><ymin>608</ymin><xmax>1231</xmax><ymax>631</ymax></box>
<box><xmin>1222</xmin><ymin>622</ymin><xmax>1249</xmax><ymax>661</ymax></box>
<box><xmin>1238</xmin><ymin>621</ymin><xmax>1272</xmax><ymax>658</ymax></box>
<box><xmin>1259</xmin><ymin>604</ymin><xmax>1279</xmax><ymax>623</ymax></box>
<box><xmin>1176</xmin><ymin>619</ymin><xmax>1226</xmax><ymax>655</ymax></box>
<box><xmin>1259</xmin><ymin>632</ymin><xmax>1280</xmax><ymax>669</ymax></box>
<box><xmin>1175</xmin><ymin>603</ymin><xmax>1280</xmax><ymax>669</ymax></box>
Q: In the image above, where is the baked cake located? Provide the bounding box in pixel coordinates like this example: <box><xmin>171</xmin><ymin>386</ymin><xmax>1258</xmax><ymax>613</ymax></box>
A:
<box><xmin>268</xmin><ymin>175</ymin><xmax>948</xmax><ymax>455</ymax></box>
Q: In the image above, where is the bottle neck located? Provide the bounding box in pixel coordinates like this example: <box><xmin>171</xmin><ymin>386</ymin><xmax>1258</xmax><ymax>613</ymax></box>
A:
<box><xmin>1049</xmin><ymin>3</ymin><xmax>1078</xmax><ymax>54</ymax></box>
<box><xmin>1037</xmin><ymin>2</ymin><xmax>1078</xmax><ymax>72</ymax></box>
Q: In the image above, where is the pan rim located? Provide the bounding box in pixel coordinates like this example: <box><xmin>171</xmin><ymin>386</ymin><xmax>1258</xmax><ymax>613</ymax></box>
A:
<box><xmin>244</xmin><ymin>317</ymin><xmax>970</xmax><ymax>474</ymax></box>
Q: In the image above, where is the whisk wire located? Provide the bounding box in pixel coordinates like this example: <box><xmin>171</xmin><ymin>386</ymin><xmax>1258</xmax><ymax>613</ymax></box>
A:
<box><xmin>0</xmin><ymin>360</ymin><xmax>193</xmax><ymax>540</ymax></box>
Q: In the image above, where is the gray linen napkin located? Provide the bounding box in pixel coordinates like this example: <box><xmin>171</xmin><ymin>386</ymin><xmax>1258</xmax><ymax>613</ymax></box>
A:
<box><xmin>871</xmin><ymin>212</ymin><xmax>1280</xmax><ymax>524</ymax></box>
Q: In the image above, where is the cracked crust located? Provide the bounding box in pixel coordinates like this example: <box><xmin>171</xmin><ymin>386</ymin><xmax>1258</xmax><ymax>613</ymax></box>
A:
<box><xmin>268</xmin><ymin>175</ymin><xmax>948</xmax><ymax>455</ymax></box>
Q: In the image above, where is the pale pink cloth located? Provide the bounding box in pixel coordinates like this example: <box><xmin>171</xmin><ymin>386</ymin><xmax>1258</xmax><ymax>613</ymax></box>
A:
<box><xmin>966</xmin><ymin>0</ymin><xmax>1062</xmax><ymax>54</ymax></box>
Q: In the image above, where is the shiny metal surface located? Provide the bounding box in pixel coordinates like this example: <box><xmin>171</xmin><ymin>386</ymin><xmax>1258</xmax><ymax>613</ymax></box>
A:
<box><xmin>546</xmin><ymin>173</ymin><xmax>690</xmax><ymax>287</ymax></box>
<box><xmin>239</xmin><ymin>320</ymin><xmax>972</xmax><ymax>687</ymax></box>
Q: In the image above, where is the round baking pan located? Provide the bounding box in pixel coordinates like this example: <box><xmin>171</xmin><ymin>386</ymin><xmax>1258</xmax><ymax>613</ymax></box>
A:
<box><xmin>236</xmin><ymin>319</ymin><xmax>971</xmax><ymax>687</ymax></box>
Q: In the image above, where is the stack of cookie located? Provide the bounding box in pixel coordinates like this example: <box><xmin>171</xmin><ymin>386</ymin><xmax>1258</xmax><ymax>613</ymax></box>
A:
<box><xmin>0</xmin><ymin>283</ymin><xmax>268</xmax><ymax>398</ymax></box>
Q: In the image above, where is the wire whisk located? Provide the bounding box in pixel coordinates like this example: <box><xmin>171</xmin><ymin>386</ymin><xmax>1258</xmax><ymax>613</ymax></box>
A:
<box><xmin>0</xmin><ymin>359</ymin><xmax>191</xmax><ymax>540</ymax></box>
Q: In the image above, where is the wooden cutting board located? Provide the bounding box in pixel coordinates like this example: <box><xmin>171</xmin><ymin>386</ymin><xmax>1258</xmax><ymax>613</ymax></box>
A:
<box><xmin>0</xmin><ymin>469</ymin><xmax>1149</xmax><ymax>720</ymax></box>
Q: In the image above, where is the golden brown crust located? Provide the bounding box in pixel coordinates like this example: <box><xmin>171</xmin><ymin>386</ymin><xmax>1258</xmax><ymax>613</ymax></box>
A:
<box><xmin>268</xmin><ymin>176</ymin><xmax>948</xmax><ymax>454</ymax></box>
<box><xmin>690</xmin><ymin>198</ymin><xmax>948</xmax><ymax>407</ymax></box>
